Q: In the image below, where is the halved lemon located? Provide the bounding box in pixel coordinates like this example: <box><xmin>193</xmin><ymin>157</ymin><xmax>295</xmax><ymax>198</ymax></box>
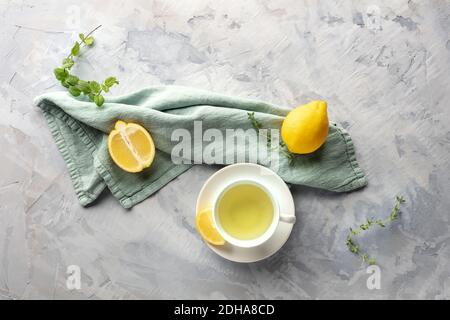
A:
<box><xmin>108</xmin><ymin>120</ymin><xmax>155</xmax><ymax>173</ymax></box>
<box><xmin>196</xmin><ymin>207</ymin><xmax>225</xmax><ymax>246</ymax></box>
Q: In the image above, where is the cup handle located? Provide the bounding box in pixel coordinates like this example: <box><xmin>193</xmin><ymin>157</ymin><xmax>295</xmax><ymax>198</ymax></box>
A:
<box><xmin>280</xmin><ymin>214</ymin><xmax>296</xmax><ymax>224</ymax></box>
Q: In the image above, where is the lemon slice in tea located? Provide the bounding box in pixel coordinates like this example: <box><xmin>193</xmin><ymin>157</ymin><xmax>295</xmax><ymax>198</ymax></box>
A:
<box><xmin>196</xmin><ymin>207</ymin><xmax>225</xmax><ymax>246</ymax></box>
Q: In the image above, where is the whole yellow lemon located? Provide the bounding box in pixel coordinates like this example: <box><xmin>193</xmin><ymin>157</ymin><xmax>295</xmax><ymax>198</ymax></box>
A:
<box><xmin>281</xmin><ymin>100</ymin><xmax>329</xmax><ymax>154</ymax></box>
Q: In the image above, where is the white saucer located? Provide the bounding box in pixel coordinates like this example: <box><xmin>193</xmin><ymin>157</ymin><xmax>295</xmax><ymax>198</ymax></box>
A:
<box><xmin>195</xmin><ymin>163</ymin><xmax>296</xmax><ymax>263</ymax></box>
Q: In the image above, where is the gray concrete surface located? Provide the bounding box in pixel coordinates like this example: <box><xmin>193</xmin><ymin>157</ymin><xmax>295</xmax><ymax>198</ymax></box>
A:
<box><xmin>0</xmin><ymin>0</ymin><xmax>449</xmax><ymax>299</ymax></box>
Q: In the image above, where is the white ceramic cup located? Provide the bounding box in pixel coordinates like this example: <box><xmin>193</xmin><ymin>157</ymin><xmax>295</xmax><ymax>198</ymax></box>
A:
<box><xmin>212</xmin><ymin>179</ymin><xmax>296</xmax><ymax>248</ymax></box>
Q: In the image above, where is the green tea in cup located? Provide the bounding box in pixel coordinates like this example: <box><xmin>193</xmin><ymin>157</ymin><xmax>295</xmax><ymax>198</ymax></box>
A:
<box><xmin>217</xmin><ymin>182</ymin><xmax>274</xmax><ymax>240</ymax></box>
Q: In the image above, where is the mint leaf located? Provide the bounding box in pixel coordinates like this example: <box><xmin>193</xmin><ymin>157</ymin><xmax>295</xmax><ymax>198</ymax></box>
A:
<box><xmin>78</xmin><ymin>80</ymin><xmax>91</xmax><ymax>94</ymax></box>
<box><xmin>71</xmin><ymin>41</ymin><xmax>80</xmax><ymax>56</ymax></box>
<box><xmin>94</xmin><ymin>95</ymin><xmax>105</xmax><ymax>107</ymax></box>
<box><xmin>66</xmin><ymin>75</ymin><xmax>79</xmax><ymax>86</ymax></box>
<box><xmin>54</xmin><ymin>67</ymin><xmax>66</xmax><ymax>80</ymax></box>
<box><xmin>69</xmin><ymin>86</ymin><xmax>81</xmax><ymax>96</ymax></box>
<box><xmin>61</xmin><ymin>79</ymin><xmax>70</xmax><ymax>88</ymax></box>
<box><xmin>89</xmin><ymin>81</ymin><xmax>101</xmax><ymax>93</ymax></box>
<box><xmin>62</xmin><ymin>58</ymin><xmax>74</xmax><ymax>69</ymax></box>
<box><xmin>104</xmin><ymin>76</ymin><xmax>119</xmax><ymax>87</ymax></box>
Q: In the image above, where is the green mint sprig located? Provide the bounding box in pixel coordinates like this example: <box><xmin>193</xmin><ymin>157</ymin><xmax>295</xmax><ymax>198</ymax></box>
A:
<box><xmin>53</xmin><ymin>25</ymin><xmax>119</xmax><ymax>107</ymax></box>
<box><xmin>346</xmin><ymin>195</ymin><xmax>406</xmax><ymax>265</ymax></box>
<box><xmin>247</xmin><ymin>112</ymin><xmax>295</xmax><ymax>165</ymax></box>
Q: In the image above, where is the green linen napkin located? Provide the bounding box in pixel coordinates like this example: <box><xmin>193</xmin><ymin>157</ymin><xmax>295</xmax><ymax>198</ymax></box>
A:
<box><xmin>34</xmin><ymin>85</ymin><xmax>367</xmax><ymax>208</ymax></box>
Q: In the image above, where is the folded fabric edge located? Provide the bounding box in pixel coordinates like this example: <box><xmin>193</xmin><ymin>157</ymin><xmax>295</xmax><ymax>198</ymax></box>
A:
<box><xmin>330</xmin><ymin>125</ymin><xmax>368</xmax><ymax>192</ymax></box>
<box><xmin>41</xmin><ymin>108</ymin><xmax>106</xmax><ymax>206</ymax></box>
<box><xmin>93</xmin><ymin>158</ymin><xmax>192</xmax><ymax>209</ymax></box>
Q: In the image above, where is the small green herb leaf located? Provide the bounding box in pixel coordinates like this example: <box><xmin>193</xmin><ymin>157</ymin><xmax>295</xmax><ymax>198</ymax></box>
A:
<box><xmin>89</xmin><ymin>81</ymin><xmax>101</xmax><ymax>94</ymax></box>
<box><xmin>77</xmin><ymin>80</ymin><xmax>91</xmax><ymax>94</ymax></box>
<box><xmin>104</xmin><ymin>76</ymin><xmax>118</xmax><ymax>87</ymax></box>
<box><xmin>69</xmin><ymin>86</ymin><xmax>81</xmax><ymax>97</ymax></box>
<box><xmin>54</xmin><ymin>67</ymin><xmax>67</xmax><ymax>80</ymax></box>
<box><xmin>62</xmin><ymin>58</ymin><xmax>74</xmax><ymax>69</ymax></box>
<box><xmin>61</xmin><ymin>79</ymin><xmax>70</xmax><ymax>88</ymax></box>
<box><xmin>84</xmin><ymin>36</ymin><xmax>94</xmax><ymax>46</ymax></box>
<box><xmin>71</xmin><ymin>41</ymin><xmax>80</xmax><ymax>56</ymax></box>
<box><xmin>94</xmin><ymin>94</ymin><xmax>105</xmax><ymax>107</ymax></box>
<box><xmin>368</xmin><ymin>259</ymin><xmax>377</xmax><ymax>265</ymax></box>
<box><xmin>66</xmin><ymin>75</ymin><xmax>79</xmax><ymax>86</ymax></box>
<box><xmin>376</xmin><ymin>219</ymin><xmax>385</xmax><ymax>227</ymax></box>
<box><xmin>79</xmin><ymin>33</ymin><xmax>85</xmax><ymax>41</ymax></box>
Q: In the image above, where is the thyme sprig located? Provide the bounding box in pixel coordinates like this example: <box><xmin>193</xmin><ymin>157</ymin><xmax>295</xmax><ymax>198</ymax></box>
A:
<box><xmin>247</xmin><ymin>112</ymin><xmax>295</xmax><ymax>164</ymax></box>
<box><xmin>346</xmin><ymin>195</ymin><xmax>406</xmax><ymax>265</ymax></box>
<box><xmin>53</xmin><ymin>25</ymin><xmax>119</xmax><ymax>107</ymax></box>
<box><xmin>247</xmin><ymin>112</ymin><xmax>263</xmax><ymax>132</ymax></box>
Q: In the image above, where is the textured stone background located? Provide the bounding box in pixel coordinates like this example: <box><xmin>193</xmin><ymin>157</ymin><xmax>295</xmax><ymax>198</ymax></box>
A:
<box><xmin>0</xmin><ymin>0</ymin><xmax>449</xmax><ymax>299</ymax></box>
